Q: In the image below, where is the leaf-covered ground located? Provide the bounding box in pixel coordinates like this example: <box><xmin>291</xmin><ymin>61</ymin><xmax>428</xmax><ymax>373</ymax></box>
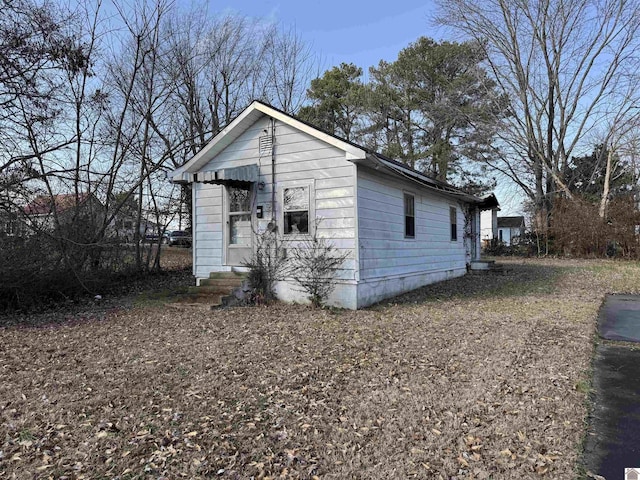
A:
<box><xmin>1</xmin><ymin>258</ymin><xmax>638</xmax><ymax>479</ymax></box>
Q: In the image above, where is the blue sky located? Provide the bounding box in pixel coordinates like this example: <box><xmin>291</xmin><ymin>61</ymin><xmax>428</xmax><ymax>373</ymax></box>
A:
<box><xmin>202</xmin><ymin>0</ymin><xmax>523</xmax><ymax>214</ymax></box>
<box><xmin>211</xmin><ymin>0</ymin><xmax>442</xmax><ymax>74</ymax></box>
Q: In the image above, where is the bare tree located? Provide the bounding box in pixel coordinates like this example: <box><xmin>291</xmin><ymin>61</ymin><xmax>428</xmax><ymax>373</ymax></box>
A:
<box><xmin>592</xmin><ymin>105</ymin><xmax>640</xmax><ymax>218</ymax></box>
<box><xmin>264</xmin><ymin>26</ymin><xmax>317</xmax><ymax>114</ymax></box>
<box><xmin>104</xmin><ymin>0</ymin><xmax>178</xmax><ymax>271</ymax></box>
<box><xmin>0</xmin><ymin>0</ymin><xmax>319</xmax><ymax>307</ymax></box>
<box><xmin>153</xmin><ymin>10</ymin><xmax>318</xmax><ymax>229</ymax></box>
<box><xmin>0</xmin><ymin>0</ymin><xmax>81</xmax><ymax>177</ymax></box>
<box><xmin>435</xmin><ymin>0</ymin><xmax>640</xmax><ymax>229</ymax></box>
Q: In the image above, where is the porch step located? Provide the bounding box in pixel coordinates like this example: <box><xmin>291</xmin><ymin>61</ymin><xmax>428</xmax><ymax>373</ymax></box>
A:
<box><xmin>208</xmin><ymin>271</ymin><xmax>246</xmax><ymax>279</ymax></box>
<box><xmin>169</xmin><ymin>272</ymin><xmax>248</xmax><ymax>308</ymax></box>
<box><xmin>469</xmin><ymin>260</ymin><xmax>506</xmax><ymax>275</ymax></box>
<box><xmin>199</xmin><ymin>277</ymin><xmax>245</xmax><ymax>288</ymax></box>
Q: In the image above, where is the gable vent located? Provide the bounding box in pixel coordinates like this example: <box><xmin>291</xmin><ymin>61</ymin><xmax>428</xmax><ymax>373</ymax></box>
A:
<box><xmin>259</xmin><ymin>134</ymin><xmax>273</xmax><ymax>157</ymax></box>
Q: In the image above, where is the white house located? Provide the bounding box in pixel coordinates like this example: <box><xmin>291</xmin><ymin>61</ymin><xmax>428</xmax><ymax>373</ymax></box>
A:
<box><xmin>497</xmin><ymin>216</ymin><xmax>526</xmax><ymax>246</ymax></box>
<box><xmin>170</xmin><ymin>101</ymin><xmax>498</xmax><ymax>309</ymax></box>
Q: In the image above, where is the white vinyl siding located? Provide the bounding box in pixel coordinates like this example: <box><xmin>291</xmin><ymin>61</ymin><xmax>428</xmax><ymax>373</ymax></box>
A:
<box><xmin>193</xmin><ymin>182</ymin><xmax>224</xmax><ymax>278</ymax></box>
<box><xmin>189</xmin><ymin>109</ymin><xmax>477</xmax><ymax>308</ymax></box>
<box><xmin>192</xmin><ymin>116</ymin><xmax>357</xmax><ymax>280</ymax></box>
<box><xmin>357</xmin><ymin>166</ymin><xmax>467</xmax><ymax>281</ymax></box>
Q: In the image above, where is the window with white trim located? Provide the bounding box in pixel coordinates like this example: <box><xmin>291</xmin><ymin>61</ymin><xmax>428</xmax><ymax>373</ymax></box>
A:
<box><xmin>450</xmin><ymin>206</ymin><xmax>458</xmax><ymax>241</ymax></box>
<box><xmin>283</xmin><ymin>186</ymin><xmax>309</xmax><ymax>234</ymax></box>
<box><xmin>404</xmin><ymin>193</ymin><xmax>415</xmax><ymax>238</ymax></box>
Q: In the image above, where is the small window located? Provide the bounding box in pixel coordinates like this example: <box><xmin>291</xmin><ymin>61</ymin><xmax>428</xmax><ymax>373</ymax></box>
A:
<box><xmin>284</xmin><ymin>187</ymin><xmax>309</xmax><ymax>234</ymax></box>
<box><xmin>450</xmin><ymin>206</ymin><xmax>457</xmax><ymax>241</ymax></box>
<box><xmin>404</xmin><ymin>193</ymin><xmax>415</xmax><ymax>238</ymax></box>
<box><xmin>229</xmin><ymin>186</ymin><xmax>251</xmax><ymax>212</ymax></box>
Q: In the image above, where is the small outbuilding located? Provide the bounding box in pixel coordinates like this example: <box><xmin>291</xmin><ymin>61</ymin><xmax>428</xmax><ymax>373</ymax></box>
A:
<box><xmin>497</xmin><ymin>216</ymin><xmax>526</xmax><ymax>246</ymax></box>
<box><xmin>170</xmin><ymin>101</ymin><xmax>498</xmax><ymax>309</ymax></box>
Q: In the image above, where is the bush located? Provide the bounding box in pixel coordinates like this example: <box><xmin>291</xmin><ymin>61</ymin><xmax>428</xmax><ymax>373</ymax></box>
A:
<box><xmin>289</xmin><ymin>231</ymin><xmax>349</xmax><ymax>308</ymax></box>
<box><xmin>243</xmin><ymin>225</ymin><xmax>349</xmax><ymax>307</ymax></box>
<box><xmin>483</xmin><ymin>235</ymin><xmax>539</xmax><ymax>257</ymax></box>
<box><xmin>0</xmin><ymin>219</ymin><xmax>143</xmax><ymax>310</ymax></box>
<box><xmin>243</xmin><ymin>229</ymin><xmax>288</xmax><ymax>303</ymax></box>
<box><xmin>550</xmin><ymin>196</ymin><xmax>640</xmax><ymax>258</ymax></box>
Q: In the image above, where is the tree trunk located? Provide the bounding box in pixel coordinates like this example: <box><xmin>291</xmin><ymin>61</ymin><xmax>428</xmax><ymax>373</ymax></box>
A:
<box><xmin>599</xmin><ymin>147</ymin><xmax>614</xmax><ymax>218</ymax></box>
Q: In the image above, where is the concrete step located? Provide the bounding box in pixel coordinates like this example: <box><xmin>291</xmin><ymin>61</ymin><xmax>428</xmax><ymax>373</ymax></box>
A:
<box><xmin>469</xmin><ymin>261</ymin><xmax>506</xmax><ymax>275</ymax></box>
<box><xmin>188</xmin><ymin>285</ymin><xmax>234</xmax><ymax>294</ymax></box>
<box><xmin>469</xmin><ymin>260</ymin><xmax>495</xmax><ymax>271</ymax></box>
<box><xmin>209</xmin><ymin>271</ymin><xmax>246</xmax><ymax>279</ymax></box>
<box><xmin>199</xmin><ymin>278</ymin><xmax>245</xmax><ymax>288</ymax></box>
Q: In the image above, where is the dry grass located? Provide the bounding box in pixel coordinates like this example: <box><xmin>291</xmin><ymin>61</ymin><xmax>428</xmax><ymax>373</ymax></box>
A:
<box><xmin>1</xmin><ymin>258</ymin><xmax>639</xmax><ymax>479</ymax></box>
<box><xmin>157</xmin><ymin>246</ymin><xmax>192</xmax><ymax>271</ymax></box>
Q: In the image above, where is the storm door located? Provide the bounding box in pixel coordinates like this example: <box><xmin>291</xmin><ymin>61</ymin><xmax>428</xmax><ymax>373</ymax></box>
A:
<box><xmin>226</xmin><ymin>184</ymin><xmax>252</xmax><ymax>266</ymax></box>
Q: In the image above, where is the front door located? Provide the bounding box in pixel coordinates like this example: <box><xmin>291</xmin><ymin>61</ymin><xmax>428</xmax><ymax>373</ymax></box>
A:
<box><xmin>226</xmin><ymin>184</ymin><xmax>252</xmax><ymax>266</ymax></box>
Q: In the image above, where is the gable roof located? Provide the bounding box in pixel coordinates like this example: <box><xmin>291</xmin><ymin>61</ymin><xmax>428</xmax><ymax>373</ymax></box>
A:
<box><xmin>170</xmin><ymin>101</ymin><xmax>366</xmax><ymax>182</ymax></box>
<box><xmin>497</xmin><ymin>216</ymin><xmax>525</xmax><ymax>228</ymax></box>
<box><xmin>170</xmin><ymin>100</ymin><xmax>498</xmax><ymax>209</ymax></box>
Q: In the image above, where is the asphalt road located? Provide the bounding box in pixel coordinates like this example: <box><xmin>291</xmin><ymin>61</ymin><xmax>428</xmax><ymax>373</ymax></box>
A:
<box><xmin>583</xmin><ymin>295</ymin><xmax>640</xmax><ymax>479</ymax></box>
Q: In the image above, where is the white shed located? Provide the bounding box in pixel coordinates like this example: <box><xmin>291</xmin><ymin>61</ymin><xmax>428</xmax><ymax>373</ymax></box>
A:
<box><xmin>170</xmin><ymin>101</ymin><xmax>498</xmax><ymax>309</ymax></box>
<box><xmin>497</xmin><ymin>216</ymin><xmax>526</xmax><ymax>246</ymax></box>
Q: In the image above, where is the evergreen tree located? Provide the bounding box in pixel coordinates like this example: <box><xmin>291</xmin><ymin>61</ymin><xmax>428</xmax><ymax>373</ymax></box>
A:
<box><xmin>297</xmin><ymin>62</ymin><xmax>366</xmax><ymax>142</ymax></box>
<box><xmin>566</xmin><ymin>145</ymin><xmax>634</xmax><ymax>202</ymax></box>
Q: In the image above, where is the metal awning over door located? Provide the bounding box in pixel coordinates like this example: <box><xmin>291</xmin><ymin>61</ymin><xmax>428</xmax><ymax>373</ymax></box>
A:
<box><xmin>191</xmin><ymin>164</ymin><xmax>258</xmax><ymax>184</ymax></box>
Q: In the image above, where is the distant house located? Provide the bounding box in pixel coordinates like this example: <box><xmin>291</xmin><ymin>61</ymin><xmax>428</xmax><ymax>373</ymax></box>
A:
<box><xmin>170</xmin><ymin>101</ymin><xmax>499</xmax><ymax>309</ymax></box>
<box><xmin>110</xmin><ymin>212</ymin><xmax>161</xmax><ymax>243</ymax></box>
<box><xmin>16</xmin><ymin>193</ymin><xmax>161</xmax><ymax>243</ymax></box>
<box><xmin>497</xmin><ymin>216</ymin><xmax>526</xmax><ymax>245</ymax></box>
<box><xmin>22</xmin><ymin>193</ymin><xmax>105</xmax><ymax>234</ymax></box>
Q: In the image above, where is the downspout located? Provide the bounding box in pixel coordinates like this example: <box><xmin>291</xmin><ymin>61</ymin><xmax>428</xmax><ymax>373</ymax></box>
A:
<box><xmin>270</xmin><ymin>118</ymin><xmax>276</xmax><ymax>226</ymax></box>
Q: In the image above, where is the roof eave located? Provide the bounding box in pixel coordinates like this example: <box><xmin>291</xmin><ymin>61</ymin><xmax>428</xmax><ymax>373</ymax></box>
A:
<box><xmin>360</xmin><ymin>153</ymin><xmax>498</xmax><ymax>207</ymax></box>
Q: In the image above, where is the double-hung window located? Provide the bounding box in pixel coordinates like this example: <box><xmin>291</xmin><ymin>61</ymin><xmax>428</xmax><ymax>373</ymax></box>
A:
<box><xmin>404</xmin><ymin>193</ymin><xmax>415</xmax><ymax>238</ymax></box>
<box><xmin>450</xmin><ymin>206</ymin><xmax>458</xmax><ymax>241</ymax></box>
<box><xmin>283</xmin><ymin>186</ymin><xmax>309</xmax><ymax>234</ymax></box>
